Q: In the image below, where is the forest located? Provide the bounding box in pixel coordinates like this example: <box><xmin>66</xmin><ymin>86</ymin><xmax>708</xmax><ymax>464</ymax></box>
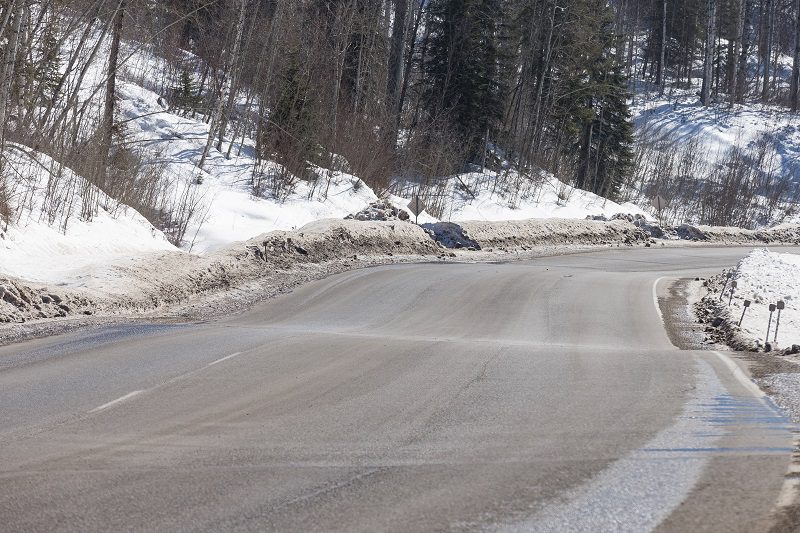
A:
<box><xmin>1</xmin><ymin>0</ymin><xmax>799</xmax><ymax>240</ymax></box>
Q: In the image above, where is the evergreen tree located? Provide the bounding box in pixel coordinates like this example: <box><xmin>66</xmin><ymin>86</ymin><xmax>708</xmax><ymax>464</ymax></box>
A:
<box><xmin>571</xmin><ymin>4</ymin><xmax>634</xmax><ymax>200</ymax></box>
<box><xmin>172</xmin><ymin>69</ymin><xmax>203</xmax><ymax>115</ymax></box>
<box><xmin>575</xmin><ymin>64</ymin><xmax>634</xmax><ymax>199</ymax></box>
<box><xmin>261</xmin><ymin>55</ymin><xmax>315</xmax><ymax>177</ymax></box>
<box><xmin>422</xmin><ymin>0</ymin><xmax>510</xmax><ymax>164</ymax></box>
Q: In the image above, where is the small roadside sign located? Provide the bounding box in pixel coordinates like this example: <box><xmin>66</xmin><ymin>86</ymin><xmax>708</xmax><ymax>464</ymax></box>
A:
<box><xmin>652</xmin><ymin>194</ymin><xmax>667</xmax><ymax>227</ymax></box>
<box><xmin>407</xmin><ymin>195</ymin><xmax>426</xmax><ymax>223</ymax></box>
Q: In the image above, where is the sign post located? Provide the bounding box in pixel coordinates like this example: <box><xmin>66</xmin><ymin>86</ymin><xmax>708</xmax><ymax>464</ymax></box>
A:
<box><xmin>407</xmin><ymin>195</ymin><xmax>426</xmax><ymax>224</ymax></box>
<box><xmin>652</xmin><ymin>194</ymin><xmax>667</xmax><ymax>227</ymax></box>
<box><xmin>728</xmin><ymin>280</ymin><xmax>737</xmax><ymax>306</ymax></box>
<box><xmin>738</xmin><ymin>299</ymin><xmax>751</xmax><ymax>326</ymax></box>
<box><xmin>719</xmin><ymin>271</ymin><xmax>732</xmax><ymax>301</ymax></box>
<box><xmin>774</xmin><ymin>300</ymin><xmax>785</xmax><ymax>344</ymax></box>
<box><xmin>766</xmin><ymin>303</ymin><xmax>777</xmax><ymax>344</ymax></box>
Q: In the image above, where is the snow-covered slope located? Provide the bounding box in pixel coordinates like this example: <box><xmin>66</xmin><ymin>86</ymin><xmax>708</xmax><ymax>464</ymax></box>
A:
<box><xmin>118</xmin><ymin>78</ymin><xmax>650</xmax><ymax>251</ymax></box>
<box><xmin>634</xmin><ymin>94</ymin><xmax>800</xmax><ymax>178</ymax></box>
<box><xmin>0</xmin><ymin>146</ymin><xmax>177</xmax><ymax>285</ymax></box>
<box><xmin>118</xmin><ymin>81</ymin><xmax>382</xmax><ymax>253</ymax></box>
<box><xmin>2</xmin><ymin>68</ymin><xmax>649</xmax><ymax>288</ymax></box>
<box><xmin>392</xmin><ymin>171</ymin><xmax>649</xmax><ymax>224</ymax></box>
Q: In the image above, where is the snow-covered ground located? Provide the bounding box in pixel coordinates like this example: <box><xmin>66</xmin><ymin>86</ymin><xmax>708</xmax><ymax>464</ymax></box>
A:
<box><xmin>631</xmin><ymin>89</ymin><xmax>800</xmax><ymax>227</ymax></box>
<box><xmin>633</xmin><ymin>94</ymin><xmax>800</xmax><ymax>175</ymax></box>
<box><xmin>0</xmin><ymin>146</ymin><xmax>177</xmax><ymax>285</ymax></box>
<box><xmin>8</xmin><ymin>30</ymin><xmax>800</xmax><ymax>289</ymax></box>
<box><xmin>389</xmin><ymin>171</ymin><xmax>649</xmax><ymax>225</ymax></box>
<box><xmin>118</xmin><ymin>79</ymin><xmax>651</xmax><ymax>251</ymax></box>
<box><xmin>728</xmin><ymin>249</ymin><xmax>800</xmax><ymax>348</ymax></box>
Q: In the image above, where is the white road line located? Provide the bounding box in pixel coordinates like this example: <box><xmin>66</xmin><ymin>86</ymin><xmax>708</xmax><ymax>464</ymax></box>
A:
<box><xmin>207</xmin><ymin>352</ymin><xmax>242</xmax><ymax>367</ymax></box>
<box><xmin>652</xmin><ymin>276</ymin><xmax>666</xmax><ymax>323</ymax></box>
<box><xmin>89</xmin><ymin>390</ymin><xmax>143</xmax><ymax>413</ymax></box>
<box><xmin>711</xmin><ymin>350</ymin><xmax>765</xmax><ymax>398</ymax></box>
<box><xmin>713</xmin><ymin>350</ymin><xmax>800</xmax><ymax>513</ymax></box>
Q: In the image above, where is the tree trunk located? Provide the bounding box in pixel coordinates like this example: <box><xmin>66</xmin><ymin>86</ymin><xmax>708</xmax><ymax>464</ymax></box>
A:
<box><xmin>729</xmin><ymin>0</ymin><xmax>743</xmax><ymax>107</ymax></box>
<box><xmin>198</xmin><ymin>0</ymin><xmax>247</xmax><ymax>172</ymax></box>
<box><xmin>792</xmin><ymin>0</ymin><xmax>800</xmax><ymax>111</ymax></box>
<box><xmin>657</xmin><ymin>0</ymin><xmax>667</xmax><ymax>94</ymax></box>
<box><xmin>386</xmin><ymin>0</ymin><xmax>408</xmax><ymax>145</ymax></box>
<box><xmin>701</xmin><ymin>0</ymin><xmax>715</xmax><ymax>106</ymax></box>
<box><xmin>762</xmin><ymin>0</ymin><xmax>773</xmax><ymax>102</ymax></box>
<box><xmin>97</xmin><ymin>0</ymin><xmax>125</xmax><ymax>191</ymax></box>
<box><xmin>576</xmin><ymin>120</ymin><xmax>594</xmax><ymax>190</ymax></box>
<box><xmin>737</xmin><ymin>0</ymin><xmax>751</xmax><ymax>101</ymax></box>
<box><xmin>0</xmin><ymin>2</ymin><xmax>22</xmax><ymax>152</ymax></box>
<box><xmin>217</xmin><ymin>0</ymin><xmax>259</xmax><ymax>155</ymax></box>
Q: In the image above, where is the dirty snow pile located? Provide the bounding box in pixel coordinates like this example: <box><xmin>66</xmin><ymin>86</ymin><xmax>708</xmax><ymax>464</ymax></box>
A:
<box><xmin>729</xmin><ymin>248</ymin><xmax>800</xmax><ymax>347</ymax></box>
<box><xmin>0</xmin><ymin>146</ymin><xmax>177</xmax><ymax>286</ymax></box>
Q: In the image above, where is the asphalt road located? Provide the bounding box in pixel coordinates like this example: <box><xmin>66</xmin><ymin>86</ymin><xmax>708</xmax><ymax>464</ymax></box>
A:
<box><xmin>1</xmin><ymin>246</ymin><xmax>799</xmax><ymax>532</ymax></box>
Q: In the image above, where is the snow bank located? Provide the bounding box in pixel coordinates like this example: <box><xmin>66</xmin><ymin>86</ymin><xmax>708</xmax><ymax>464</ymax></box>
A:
<box><xmin>729</xmin><ymin>249</ymin><xmax>800</xmax><ymax>348</ymax></box>
<box><xmin>0</xmin><ymin>146</ymin><xmax>177</xmax><ymax>285</ymax></box>
<box><xmin>389</xmin><ymin>171</ymin><xmax>651</xmax><ymax>226</ymax></box>
<box><xmin>0</xmin><ymin>217</ymin><xmax>651</xmax><ymax>327</ymax></box>
<box><xmin>425</xmin><ymin>218</ymin><xmax>650</xmax><ymax>251</ymax></box>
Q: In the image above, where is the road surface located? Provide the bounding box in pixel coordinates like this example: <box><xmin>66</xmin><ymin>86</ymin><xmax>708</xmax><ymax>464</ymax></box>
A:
<box><xmin>1</xmin><ymin>246</ymin><xmax>798</xmax><ymax>532</ymax></box>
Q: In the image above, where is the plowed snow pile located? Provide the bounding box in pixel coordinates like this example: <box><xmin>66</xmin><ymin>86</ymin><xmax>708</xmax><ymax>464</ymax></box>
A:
<box><xmin>730</xmin><ymin>249</ymin><xmax>800</xmax><ymax>347</ymax></box>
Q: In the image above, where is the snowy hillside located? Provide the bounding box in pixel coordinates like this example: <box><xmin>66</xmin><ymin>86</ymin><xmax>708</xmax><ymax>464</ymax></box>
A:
<box><xmin>630</xmin><ymin>91</ymin><xmax>800</xmax><ymax>227</ymax></box>
<box><xmin>0</xmin><ymin>146</ymin><xmax>176</xmax><ymax>285</ymax></box>
<box><xmin>117</xmin><ymin>73</ymin><xmax>652</xmax><ymax>252</ymax></box>
<box><xmin>3</xmin><ymin>2</ymin><xmax>800</xmax><ymax>289</ymax></box>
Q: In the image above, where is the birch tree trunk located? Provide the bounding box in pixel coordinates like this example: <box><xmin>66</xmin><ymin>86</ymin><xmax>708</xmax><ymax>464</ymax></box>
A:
<box><xmin>198</xmin><ymin>0</ymin><xmax>247</xmax><ymax>172</ymax></box>
<box><xmin>0</xmin><ymin>1</ymin><xmax>22</xmax><ymax>152</ymax></box>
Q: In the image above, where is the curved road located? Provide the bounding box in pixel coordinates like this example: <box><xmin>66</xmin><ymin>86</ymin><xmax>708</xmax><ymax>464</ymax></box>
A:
<box><xmin>1</xmin><ymin>247</ymin><xmax>798</xmax><ymax>531</ymax></box>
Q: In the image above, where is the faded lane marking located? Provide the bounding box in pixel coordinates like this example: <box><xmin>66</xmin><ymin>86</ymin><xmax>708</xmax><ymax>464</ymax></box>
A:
<box><xmin>89</xmin><ymin>390</ymin><xmax>144</xmax><ymax>413</ymax></box>
<box><xmin>207</xmin><ymin>352</ymin><xmax>242</xmax><ymax>367</ymax></box>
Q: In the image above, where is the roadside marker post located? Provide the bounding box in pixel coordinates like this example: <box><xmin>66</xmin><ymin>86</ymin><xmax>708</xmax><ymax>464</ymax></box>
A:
<box><xmin>766</xmin><ymin>303</ymin><xmax>777</xmax><ymax>344</ymax></box>
<box><xmin>407</xmin><ymin>195</ymin><xmax>426</xmax><ymax>225</ymax></box>
<box><xmin>774</xmin><ymin>300</ymin><xmax>785</xmax><ymax>344</ymax></box>
<box><xmin>728</xmin><ymin>280</ymin><xmax>737</xmax><ymax>306</ymax></box>
<box><xmin>719</xmin><ymin>272</ymin><xmax>733</xmax><ymax>301</ymax></box>
<box><xmin>652</xmin><ymin>194</ymin><xmax>667</xmax><ymax>227</ymax></box>
<box><xmin>738</xmin><ymin>299</ymin><xmax>751</xmax><ymax>326</ymax></box>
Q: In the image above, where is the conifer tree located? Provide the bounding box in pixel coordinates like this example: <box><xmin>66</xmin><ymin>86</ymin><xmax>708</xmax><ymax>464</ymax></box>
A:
<box><xmin>172</xmin><ymin>69</ymin><xmax>203</xmax><ymax>116</ymax></box>
<box><xmin>422</xmin><ymin>0</ymin><xmax>510</xmax><ymax>163</ymax></box>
